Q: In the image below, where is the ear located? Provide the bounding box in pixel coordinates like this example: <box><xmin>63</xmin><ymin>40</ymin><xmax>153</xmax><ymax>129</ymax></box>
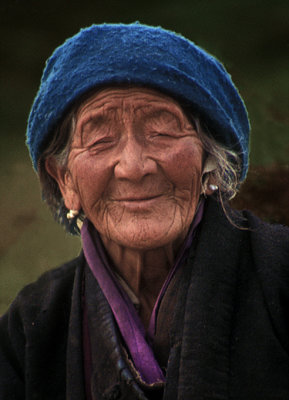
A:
<box><xmin>45</xmin><ymin>157</ymin><xmax>81</xmax><ymax>211</ymax></box>
<box><xmin>201</xmin><ymin>155</ymin><xmax>218</xmax><ymax>196</ymax></box>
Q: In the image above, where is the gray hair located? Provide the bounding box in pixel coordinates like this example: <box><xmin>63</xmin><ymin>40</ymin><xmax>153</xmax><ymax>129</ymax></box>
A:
<box><xmin>38</xmin><ymin>99</ymin><xmax>242</xmax><ymax>235</ymax></box>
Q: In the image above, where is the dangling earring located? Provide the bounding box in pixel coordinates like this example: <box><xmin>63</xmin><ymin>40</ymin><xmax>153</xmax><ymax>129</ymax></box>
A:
<box><xmin>208</xmin><ymin>184</ymin><xmax>219</xmax><ymax>191</ymax></box>
<box><xmin>66</xmin><ymin>209</ymin><xmax>79</xmax><ymax>220</ymax></box>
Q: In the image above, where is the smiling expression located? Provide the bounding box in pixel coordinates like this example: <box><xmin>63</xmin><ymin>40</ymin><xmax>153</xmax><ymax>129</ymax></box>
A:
<box><xmin>56</xmin><ymin>87</ymin><xmax>204</xmax><ymax>250</ymax></box>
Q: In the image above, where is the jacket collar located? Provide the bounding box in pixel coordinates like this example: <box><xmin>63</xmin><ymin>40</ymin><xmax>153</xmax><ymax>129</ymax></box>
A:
<box><xmin>165</xmin><ymin>198</ymin><xmax>246</xmax><ymax>399</ymax></box>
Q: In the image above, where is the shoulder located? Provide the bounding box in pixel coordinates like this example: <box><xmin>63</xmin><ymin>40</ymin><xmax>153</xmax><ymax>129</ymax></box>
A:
<box><xmin>230</xmin><ymin>208</ymin><xmax>289</xmax><ymax>305</ymax></box>
<box><xmin>1</xmin><ymin>253</ymin><xmax>84</xmax><ymax>327</ymax></box>
<box><xmin>243</xmin><ymin>210</ymin><xmax>289</xmax><ymax>265</ymax></box>
<box><xmin>17</xmin><ymin>253</ymin><xmax>84</xmax><ymax>315</ymax></box>
<box><xmin>0</xmin><ymin>254</ymin><xmax>84</xmax><ymax>396</ymax></box>
<box><xmin>201</xmin><ymin>198</ymin><xmax>289</xmax><ymax>262</ymax></box>
<box><xmin>240</xmin><ymin>211</ymin><xmax>289</xmax><ymax>350</ymax></box>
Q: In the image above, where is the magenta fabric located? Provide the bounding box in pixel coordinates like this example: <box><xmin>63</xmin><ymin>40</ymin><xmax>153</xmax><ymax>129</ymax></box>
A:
<box><xmin>81</xmin><ymin>201</ymin><xmax>204</xmax><ymax>385</ymax></box>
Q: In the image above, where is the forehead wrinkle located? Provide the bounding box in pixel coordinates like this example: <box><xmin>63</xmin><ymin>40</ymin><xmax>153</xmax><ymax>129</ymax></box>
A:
<box><xmin>76</xmin><ymin>88</ymin><xmax>191</xmax><ymax>129</ymax></box>
<box><xmin>79</xmin><ymin>87</ymin><xmax>181</xmax><ymax>109</ymax></box>
<box><xmin>78</xmin><ymin>97</ymin><xmax>116</xmax><ymax>120</ymax></box>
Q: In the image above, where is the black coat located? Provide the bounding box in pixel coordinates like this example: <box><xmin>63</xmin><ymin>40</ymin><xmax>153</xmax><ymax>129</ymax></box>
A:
<box><xmin>1</xmin><ymin>199</ymin><xmax>289</xmax><ymax>399</ymax></box>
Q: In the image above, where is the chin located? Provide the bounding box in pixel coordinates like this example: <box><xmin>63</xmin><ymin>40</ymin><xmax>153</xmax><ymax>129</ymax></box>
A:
<box><xmin>107</xmin><ymin>222</ymin><xmax>186</xmax><ymax>251</ymax></box>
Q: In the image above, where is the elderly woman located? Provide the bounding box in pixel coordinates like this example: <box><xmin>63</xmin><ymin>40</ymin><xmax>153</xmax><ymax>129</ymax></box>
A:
<box><xmin>1</xmin><ymin>23</ymin><xmax>289</xmax><ymax>400</ymax></box>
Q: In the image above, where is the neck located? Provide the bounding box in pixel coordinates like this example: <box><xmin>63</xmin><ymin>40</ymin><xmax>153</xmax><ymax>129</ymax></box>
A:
<box><xmin>100</xmin><ymin>236</ymin><xmax>183</xmax><ymax>328</ymax></box>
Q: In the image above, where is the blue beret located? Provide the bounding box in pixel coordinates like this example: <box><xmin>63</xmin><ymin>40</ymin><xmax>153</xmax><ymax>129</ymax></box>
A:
<box><xmin>26</xmin><ymin>22</ymin><xmax>250</xmax><ymax>180</ymax></box>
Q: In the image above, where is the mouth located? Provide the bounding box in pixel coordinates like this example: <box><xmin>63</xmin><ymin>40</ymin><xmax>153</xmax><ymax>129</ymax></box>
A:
<box><xmin>116</xmin><ymin>194</ymin><xmax>162</xmax><ymax>201</ymax></box>
<box><xmin>113</xmin><ymin>194</ymin><xmax>163</xmax><ymax>209</ymax></box>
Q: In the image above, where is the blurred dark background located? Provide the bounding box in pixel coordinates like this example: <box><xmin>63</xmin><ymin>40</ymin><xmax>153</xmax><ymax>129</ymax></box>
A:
<box><xmin>0</xmin><ymin>0</ymin><xmax>288</xmax><ymax>313</ymax></box>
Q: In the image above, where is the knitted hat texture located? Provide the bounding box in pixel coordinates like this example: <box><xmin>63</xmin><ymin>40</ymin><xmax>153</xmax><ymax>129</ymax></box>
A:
<box><xmin>26</xmin><ymin>22</ymin><xmax>250</xmax><ymax>179</ymax></box>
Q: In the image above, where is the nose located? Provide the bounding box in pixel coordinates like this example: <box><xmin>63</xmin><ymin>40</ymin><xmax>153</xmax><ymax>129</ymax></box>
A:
<box><xmin>114</xmin><ymin>136</ymin><xmax>157</xmax><ymax>181</ymax></box>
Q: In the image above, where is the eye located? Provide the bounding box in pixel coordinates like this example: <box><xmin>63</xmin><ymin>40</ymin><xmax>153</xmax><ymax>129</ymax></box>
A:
<box><xmin>142</xmin><ymin>109</ymin><xmax>182</xmax><ymax>137</ymax></box>
<box><xmin>87</xmin><ymin>136</ymin><xmax>116</xmax><ymax>154</ymax></box>
<box><xmin>150</xmin><ymin>129</ymin><xmax>175</xmax><ymax>137</ymax></box>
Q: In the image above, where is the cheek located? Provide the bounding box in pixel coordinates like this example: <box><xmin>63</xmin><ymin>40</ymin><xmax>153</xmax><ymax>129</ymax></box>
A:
<box><xmin>70</xmin><ymin>155</ymin><xmax>112</xmax><ymax>211</ymax></box>
<box><xmin>159</xmin><ymin>142</ymin><xmax>203</xmax><ymax>191</ymax></box>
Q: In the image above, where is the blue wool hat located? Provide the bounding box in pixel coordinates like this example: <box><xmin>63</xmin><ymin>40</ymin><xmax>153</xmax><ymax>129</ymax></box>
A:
<box><xmin>26</xmin><ymin>22</ymin><xmax>250</xmax><ymax>180</ymax></box>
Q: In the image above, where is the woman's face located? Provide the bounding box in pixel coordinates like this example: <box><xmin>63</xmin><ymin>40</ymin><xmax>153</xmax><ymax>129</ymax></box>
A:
<box><xmin>53</xmin><ymin>87</ymin><xmax>204</xmax><ymax>250</ymax></box>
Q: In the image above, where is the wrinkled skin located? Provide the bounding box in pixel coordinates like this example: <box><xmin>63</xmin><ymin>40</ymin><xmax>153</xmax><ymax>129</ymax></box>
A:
<box><xmin>46</xmin><ymin>87</ymin><xmax>207</xmax><ymax>326</ymax></box>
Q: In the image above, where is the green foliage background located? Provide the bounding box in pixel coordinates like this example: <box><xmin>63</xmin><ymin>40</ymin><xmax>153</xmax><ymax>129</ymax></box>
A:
<box><xmin>0</xmin><ymin>0</ymin><xmax>288</xmax><ymax>313</ymax></box>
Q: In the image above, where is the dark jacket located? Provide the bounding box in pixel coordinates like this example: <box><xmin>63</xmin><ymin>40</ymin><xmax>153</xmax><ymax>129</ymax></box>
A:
<box><xmin>1</xmin><ymin>199</ymin><xmax>289</xmax><ymax>399</ymax></box>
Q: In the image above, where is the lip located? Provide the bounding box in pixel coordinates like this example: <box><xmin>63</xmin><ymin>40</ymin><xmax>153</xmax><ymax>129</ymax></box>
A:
<box><xmin>114</xmin><ymin>195</ymin><xmax>162</xmax><ymax>209</ymax></box>
<box><xmin>116</xmin><ymin>194</ymin><xmax>161</xmax><ymax>201</ymax></box>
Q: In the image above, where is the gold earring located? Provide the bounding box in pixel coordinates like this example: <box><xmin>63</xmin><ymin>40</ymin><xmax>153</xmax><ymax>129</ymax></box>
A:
<box><xmin>66</xmin><ymin>209</ymin><xmax>79</xmax><ymax>220</ymax></box>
